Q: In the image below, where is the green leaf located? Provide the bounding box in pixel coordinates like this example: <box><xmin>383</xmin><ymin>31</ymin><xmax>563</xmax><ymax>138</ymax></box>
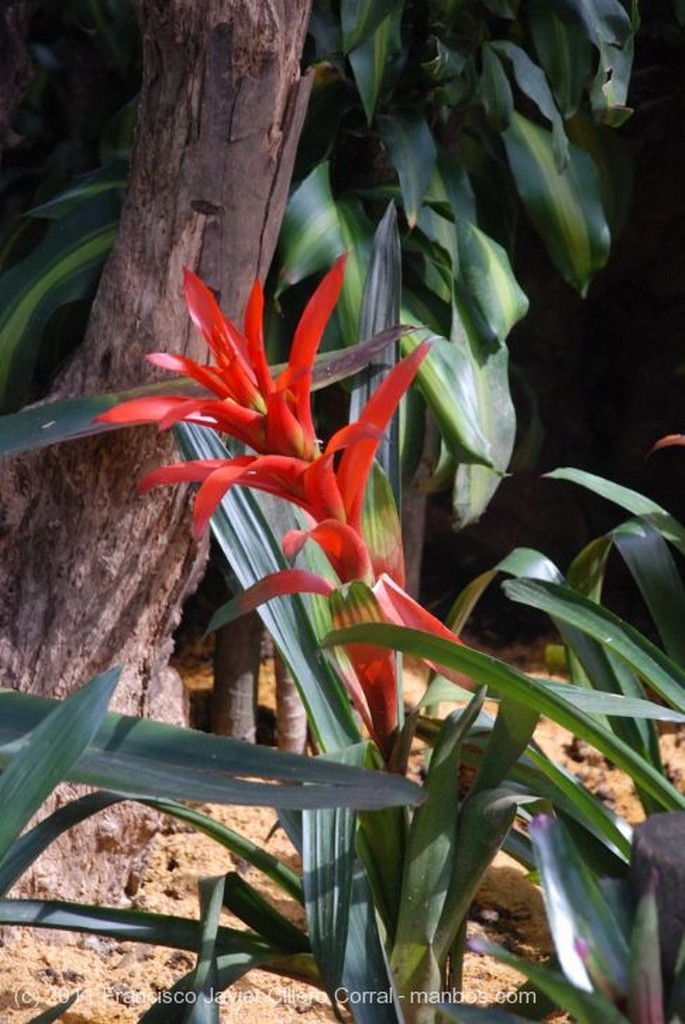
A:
<box><xmin>27</xmin><ymin>995</ymin><xmax>80</xmax><ymax>1023</ymax></box>
<box><xmin>453</xmin><ymin>217</ymin><xmax>529</xmax><ymax>345</ymax></box>
<box><xmin>27</xmin><ymin>163</ymin><xmax>128</xmax><ymax>219</ymax></box>
<box><xmin>0</xmin><ymin>668</ymin><xmax>119</xmax><ymax>866</ymax></box>
<box><xmin>469</xmin><ymin>934</ymin><xmax>628</xmax><ymax>1024</ymax></box>
<box><xmin>391</xmin><ymin>693</ymin><xmax>485</xmax><ymax>999</ymax></box>
<box><xmin>490</xmin><ymin>41</ymin><xmax>569</xmax><ymax>169</ymax></box>
<box><xmin>340</xmin><ymin>861</ymin><xmax>404</xmax><ymax>1023</ymax></box>
<box><xmin>377</xmin><ymin>114</ymin><xmax>437</xmax><ymax>228</ymax></box>
<box><xmin>531</xmin><ymin>816</ymin><xmax>633</xmax><ymax>1004</ymax></box>
<box><xmin>278</xmin><ymin>162</ymin><xmax>345</xmax><ymax>287</ymax></box>
<box><xmin>0</xmin><ymin>326</ymin><xmax>409</xmax><ymax>457</ymax></box>
<box><xmin>350</xmin><ymin>203</ymin><xmax>402</xmax><ymax>503</ymax></box>
<box><xmin>546</xmin><ymin>468</ymin><xmax>685</xmax><ymax>555</ymax></box>
<box><xmin>0</xmin><ymin>688</ymin><xmax>421</xmax><ymax>810</ymax></box>
<box><xmin>0</xmin><ymin>898</ymin><xmax>278</xmax><ymax>955</ymax></box>
<box><xmin>503</xmin><ymin>112</ymin><xmax>610</xmax><ymax>294</ymax></box>
<box><xmin>348</xmin><ymin>7</ymin><xmax>403</xmax><ymax>123</ymax></box>
<box><xmin>186</xmin><ymin>876</ymin><xmax>226</xmax><ymax>1024</ymax></box>
<box><xmin>503</xmin><ymin>578</ymin><xmax>685</xmax><ymax>715</ymax></box>
<box><xmin>340</xmin><ymin>0</ymin><xmax>403</xmax><ymax>53</ymax></box>
<box><xmin>478</xmin><ymin>46</ymin><xmax>514</xmax><ymax>131</ymax></box>
<box><xmin>529</xmin><ymin>0</ymin><xmax>593</xmax><ymax>117</ymax></box>
<box><xmin>613</xmin><ymin>520</ymin><xmax>685</xmax><ymax>666</ymax></box>
<box><xmin>322</xmin><ymin>623</ymin><xmax>685</xmax><ymax>812</ymax></box>
<box><xmin>0</xmin><ymin>791</ymin><xmax>121</xmax><ymax>895</ymax></box>
<box><xmin>628</xmin><ymin>876</ymin><xmax>663</xmax><ymax>1024</ymax></box>
<box><xmin>302</xmin><ymin>752</ymin><xmax>358</xmax><ymax>1002</ymax></box>
<box><xmin>222</xmin><ymin>872</ymin><xmax>308</xmax><ymax>953</ymax></box>
<box><xmin>436</xmin><ymin>788</ymin><xmax>523</xmax><ymax>971</ymax></box>
<box><xmin>0</xmin><ymin>192</ymin><xmax>120</xmax><ymax>411</ymax></box>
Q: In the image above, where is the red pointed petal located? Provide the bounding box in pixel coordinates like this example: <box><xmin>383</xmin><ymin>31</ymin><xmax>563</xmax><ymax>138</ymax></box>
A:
<box><xmin>183</xmin><ymin>269</ymin><xmax>261</xmax><ymax>411</ymax></box>
<box><xmin>265</xmin><ymin>389</ymin><xmax>307</xmax><ymax>457</ymax></box>
<box><xmin>155</xmin><ymin>398</ymin><xmax>264</xmax><ymax>448</ymax></box>
<box><xmin>243</xmin><ymin>279</ymin><xmax>273</xmax><ymax>398</ymax></box>
<box><xmin>138</xmin><ymin>458</ymin><xmax>238</xmax><ymax>493</ymax></box>
<box><xmin>211</xmin><ymin>569</ymin><xmax>335</xmax><ymax>630</ymax></box>
<box><xmin>283</xmin><ymin>520</ymin><xmax>373</xmax><ymax>584</ymax></box>
<box><xmin>301</xmin><ymin>455</ymin><xmax>346</xmax><ymax>522</ymax></box>
<box><xmin>652</xmin><ymin>434</ymin><xmax>685</xmax><ymax>453</ymax></box>
<box><xmin>372</xmin><ymin>573</ymin><xmax>473</xmax><ymax>689</ymax></box>
<box><xmin>372</xmin><ymin>573</ymin><xmax>462</xmax><ymax>645</ymax></box>
<box><xmin>329</xmin><ymin>583</ymin><xmax>398</xmax><ymax>754</ymax></box>
<box><xmin>192</xmin><ymin>461</ymin><xmax>262</xmax><ymax>537</ymax></box>
<box><xmin>277</xmin><ymin>254</ymin><xmax>347</xmax><ymax>446</ymax></box>
<box><xmin>336</xmin><ymin>342</ymin><xmax>430</xmax><ymax>527</ymax></box>
<box><xmin>146</xmin><ymin>353</ymin><xmax>232</xmax><ymax>398</ymax></box>
<box><xmin>95</xmin><ymin>396</ymin><xmax>197</xmax><ymax>425</ymax></box>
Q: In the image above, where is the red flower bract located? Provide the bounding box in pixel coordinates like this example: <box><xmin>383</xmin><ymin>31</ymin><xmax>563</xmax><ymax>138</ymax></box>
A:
<box><xmin>95</xmin><ymin>257</ymin><xmax>450</xmax><ymax>759</ymax></box>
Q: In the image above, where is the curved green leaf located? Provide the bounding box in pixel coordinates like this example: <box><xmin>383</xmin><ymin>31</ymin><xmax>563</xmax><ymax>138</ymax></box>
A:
<box><xmin>503</xmin><ymin>112</ymin><xmax>610</xmax><ymax>294</ymax></box>
<box><xmin>547</xmin><ymin>467</ymin><xmax>685</xmax><ymax>555</ymax></box>
<box><xmin>503</xmin><ymin>578</ymin><xmax>685</xmax><ymax>714</ymax></box>
<box><xmin>377</xmin><ymin>113</ymin><xmax>437</xmax><ymax>228</ymax></box>
<box><xmin>341</xmin><ymin>0</ymin><xmax>403</xmax><ymax>54</ymax></box>
<box><xmin>322</xmin><ymin>623</ymin><xmax>685</xmax><ymax>812</ymax></box>
<box><xmin>0</xmin><ymin>668</ymin><xmax>120</xmax><ymax>866</ymax></box>
<box><xmin>0</xmin><ymin>687</ymin><xmax>421</xmax><ymax>810</ymax></box>
<box><xmin>349</xmin><ymin>7</ymin><xmax>402</xmax><ymax>123</ymax></box>
<box><xmin>0</xmin><ymin>192</ymin><xmax>120</xmax><ymax>411</ymax></box>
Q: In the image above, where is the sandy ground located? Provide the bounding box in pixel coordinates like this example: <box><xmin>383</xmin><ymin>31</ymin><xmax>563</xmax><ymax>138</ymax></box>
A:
<box><xmin>0</xmin><ymin>638</ymin><xmax>673</xmax><ymax>1023</ymax></box>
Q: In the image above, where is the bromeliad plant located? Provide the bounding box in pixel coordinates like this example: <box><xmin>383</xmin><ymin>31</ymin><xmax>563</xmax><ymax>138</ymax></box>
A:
<box><xmin>96</xmin><ymin>251</ymin><xmax>460</xmax><ymax>762</ymax></box>
<box><xmin>86</xmin><ymin>235</ymin><xmax>685</xmax><ymax>1020</ymax></box>
<box><xmin>446</xmin><ymin>814</ymin><xmax>685</xmax><ymax>1024</ymax></box>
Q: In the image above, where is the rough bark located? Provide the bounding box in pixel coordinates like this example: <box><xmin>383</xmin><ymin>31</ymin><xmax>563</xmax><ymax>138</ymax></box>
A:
<box><xmin>0</xmin><ymin>0</ymin><xmax>312</xmax><ymax>903</ymax></box>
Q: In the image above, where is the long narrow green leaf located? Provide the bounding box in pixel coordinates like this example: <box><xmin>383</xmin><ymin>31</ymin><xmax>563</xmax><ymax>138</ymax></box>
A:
<box><xmin>186</xmin><ymin>876</ymin><xmax>226</xmax><ymax>1024</ymax></box>
<box><xmin>27</xmin><ymin>995</ymin><xmax>80</xmax><ymax>1023</ymax></box>
<box><xmin>222</xmin><ymin>872</ymin><xmax>308</xmax><ymax>953</ymax></box>
<box><xmin>0</xmin><ymin>792</ymin><xmax>122</xmax><ymax>895</ymax></box>
<box><xmin>350</xmin><ymin>203</ymin><xmax>402</xmax><ymax>502</ymax></box>
<box><xmin>378</xmin><ymin>113</ymin><xmax>437</xmax><ymax>228</ymax></box>
<box><xmin>0</xmin><ymin>326</ymin><xmax>408</xmax><ymax>457</ymax></box>
<box><xmin>613</xmin><ymin>521</ymin><xmax>685</xmax><ymax>665</ymax></box>
<box><xmin>322</xmin><ymin>624</ymin><xmax>685</xmax><ymax>812</ymax></box>
<box><xmin>0</xmin><ymin>899</ymin><xmax>277</xmax><ymax>954</ymax></box>
<box><xmin>503</xmin><ymin>112</ymin><xmax>610</xmax><ymax>294</ymax></box>
<box><xmin>340</xmin><ymin>861</ymin><xmax>404</xmax><ymax>1024</ymax></box>
<box><xmin>529</xmin><ymin>0</ymin><xmax>592</xmax><ymax>117</ymax></box>
<box><xmin>340</xmin><ymin>0</ymin><xmax>402</xmax><ymax>54</ymax></box>
<box><xmin>391</xmin><ymin>694</ymin><xmax>485</xmax><ymax>1000</ymax></box>
<box><xmin>547</xmin><ymin>467</ymin><xmax>685</xmax><ymax>554</ymax></box>
<box><xmin>0</xmin><ymin>668</ymin><xmax>119</xmax><ymax>865</ymax></box>
<box><xmin>0</xmin><ymin>689</ymin><xmax>421</xmax><ymax>810</ymax></box>
<box><xmin>490</xmin><ymin>40</ymin><xmax>569</xmax><ymax>169</ymax></box>
<box><xmin>302</xmin><ymin>747</ymin><xmax>360</xmax><ymax>1004</ymax></box>
<box><xmin>142</xmin><ymin>799</ymin><xmax>303</xmax><ymax>903</ymax></box>
<box><xmin>349</xmin><ymin>7</ymin><xmax>402</xmax><ymax>123</ymax></box>
<box><xmin>468</xmin><ymin>935</ymin><xmax>628</xmax><ymax>1024</ymax></box>
<box><xmin>530</xmin><ymin>815</ymin><xmax>628</xmax><ymax>995</ymax></box>
<box><xmin>0</xmin><ymin>193</ymin><xmax>120</xmax><ymax>411</ymax></box>
<box><xmin>503</xmin><ymin>578</ymin><xmax>685</xmax><ymax>714</ymax></box>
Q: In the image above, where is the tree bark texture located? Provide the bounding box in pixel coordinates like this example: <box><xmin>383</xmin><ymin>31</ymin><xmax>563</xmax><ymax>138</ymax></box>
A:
<box><xmin>0</xmin><ymin>0</ymin><xmax>312</xmax><ymax>902</ymax></box>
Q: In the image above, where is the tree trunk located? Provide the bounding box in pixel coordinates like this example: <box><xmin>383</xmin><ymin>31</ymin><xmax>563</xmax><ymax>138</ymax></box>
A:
<box><xmin>0</xmin><ymin>0</ymin><xmax>312</xmax><ymax>903</ymax></box>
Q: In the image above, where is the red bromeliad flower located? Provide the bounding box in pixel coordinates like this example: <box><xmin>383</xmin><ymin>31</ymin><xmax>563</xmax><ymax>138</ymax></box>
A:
<box><xmin>97</xmin><ymin>257</ymin><xmax>460</xmax><ymax>759</ymax></box>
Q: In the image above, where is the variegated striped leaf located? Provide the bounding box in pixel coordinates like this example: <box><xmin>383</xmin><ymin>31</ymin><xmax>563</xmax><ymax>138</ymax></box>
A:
<box><xmin>503</xmin><ymin>111</ymin><xmax>610</xmax><ymax>294</ymax></box>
